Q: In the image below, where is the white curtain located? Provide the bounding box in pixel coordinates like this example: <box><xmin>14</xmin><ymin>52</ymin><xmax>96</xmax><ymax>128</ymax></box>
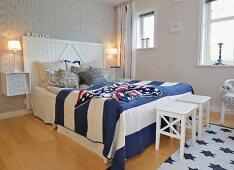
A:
<box><xmin>117</xmin><ymin>1</ymin><xmax>137</xmax><ymax>79</ymax></box>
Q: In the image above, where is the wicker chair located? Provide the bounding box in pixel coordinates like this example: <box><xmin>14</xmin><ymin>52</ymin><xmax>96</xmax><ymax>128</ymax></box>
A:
<box><xmin>220</xmin><ymin>79</ymin><xmax>234</xmax><ymax>124</ymax></box>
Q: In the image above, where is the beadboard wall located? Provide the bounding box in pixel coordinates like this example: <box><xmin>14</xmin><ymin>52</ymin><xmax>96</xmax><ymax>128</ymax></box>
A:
<box><xmin>0</xmin><ymin>0</ymin><xmax>116</xmax><ymax>114</ymax></box>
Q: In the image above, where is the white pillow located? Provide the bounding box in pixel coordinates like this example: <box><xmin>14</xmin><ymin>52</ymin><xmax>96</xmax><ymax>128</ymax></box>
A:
<box><xmin>36</xmin><ymin>60</ymin><xmax>66</xmax><ymax>85</ymax></box>
<box><xmin>64</xmin><ymin>60</ymin><xmax>80</xmax><ymax>71</ymax></box>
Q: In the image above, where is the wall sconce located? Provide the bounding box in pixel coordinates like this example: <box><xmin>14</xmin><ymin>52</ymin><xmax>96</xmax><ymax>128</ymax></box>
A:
<box><xmin>8</xmin><ymin>40</ymin><xmax>22</xmax><ymax>72</ymax></box>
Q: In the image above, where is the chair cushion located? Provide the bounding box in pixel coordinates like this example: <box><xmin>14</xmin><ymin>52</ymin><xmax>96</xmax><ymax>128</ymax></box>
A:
<box><xmin>221</xmin><ymin>93</ymin><xmax>234</xmax><ymax>105</ymax></box>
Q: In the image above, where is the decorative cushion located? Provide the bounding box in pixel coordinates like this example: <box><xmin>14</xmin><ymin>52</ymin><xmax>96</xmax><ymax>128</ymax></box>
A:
<box><xmin>220</xmin><ymin>84</ymin><xmax>234</xmax><ymax>105</ymax></box>
<box><xmin>45</xmin><ymin>70</ymin><xmax>60</xmax><ymax>87</ymax></box>
<box><xmin>70</xmin><ymin>66</ymin><xmax>89</xmax><ymax>84</ymax></box>
<box><xmin>70</xmin><ymin>66</ymin><xmax>88</xmax><ymax>74</ymax></box>
<box><xmin>79</xmin><ymin>67</ymin><xmax>108</xmax><ymax>85</ymax></box>
<box><xmin>80</xmin><ymin>61</ymin><xmax>98</xmax><ymax>68</ymax></box>
<box><xmin>64</xmin><ymin>60</ymin><xmax>80</xmax><ymax>71</ymax></box>
<box><xmin>58</xmin><ymin>69</ymin><xmax>79</xmax><ymax>88</ymax></box>
<box><xmin>222</xmin><ymin>93</ymin><xmax>234</xmax><ymax>105</ymax></box>
<box><xmin>36</xmin><ymin>60</ymin><xmax>66</xmax><ymax>85</ymax></box>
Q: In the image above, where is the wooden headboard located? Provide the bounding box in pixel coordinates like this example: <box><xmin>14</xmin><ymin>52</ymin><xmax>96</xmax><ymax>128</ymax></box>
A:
<box><xmin>22</xmin><ymin>36</ymin><xmax>105</xmax><ymax>90</ymax></box>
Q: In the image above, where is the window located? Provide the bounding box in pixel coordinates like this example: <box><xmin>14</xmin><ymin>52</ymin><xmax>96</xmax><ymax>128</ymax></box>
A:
<box><xmin>137</xmin><ymin>9</ymin><xmax>156</xmax><ymax>49</ymax></box>
<box><xmin>200</xmin><ymin>0</ymin><xmax>234</xmax><ymax>65</ymax></box>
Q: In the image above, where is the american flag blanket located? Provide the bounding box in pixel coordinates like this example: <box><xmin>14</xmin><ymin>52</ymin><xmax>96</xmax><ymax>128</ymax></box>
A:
<box><xmin>54</xmin><ymin>80</ymin><xmax>193</xmax><ymax>170</ymax></box>
<box><xmin>76</xmin><ymin>83</ymin><xmax>162</xmax><ymax>108</ymax></box>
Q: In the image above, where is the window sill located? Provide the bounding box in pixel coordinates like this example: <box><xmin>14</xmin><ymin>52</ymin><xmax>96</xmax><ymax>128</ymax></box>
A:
<box><xmin>197</xmin><ymin>64</ymin><xmax>234</xmax><ymax>68</ymax></box>
<box><xmin>136</xmin><ymin>47</ymin><xmax>156</xmax><ymax>51</ymax></box>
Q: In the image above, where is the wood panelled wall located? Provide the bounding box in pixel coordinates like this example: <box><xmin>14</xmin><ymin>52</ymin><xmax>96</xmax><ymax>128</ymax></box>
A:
<box><xmin>0</xmin><ymin>0</ymin><xmax>116</xmax><ymax>114</ymax></box>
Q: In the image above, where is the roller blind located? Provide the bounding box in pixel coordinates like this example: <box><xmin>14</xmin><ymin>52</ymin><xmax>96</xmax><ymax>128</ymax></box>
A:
<box><xmin>139</xmin><ymin>11</ymin><xmax>154</xmax><ymax>18</ymax></box>
<box><xmin>206</xmin><ymin>0</ymin><xmax>217</xmax><ymax>3</ymax></box>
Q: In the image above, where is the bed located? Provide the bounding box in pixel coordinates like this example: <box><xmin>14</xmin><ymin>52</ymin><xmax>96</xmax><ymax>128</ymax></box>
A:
<box><xmin>23</xmin><ymin>36</ymin><xmax>108</xmax><ymax>161</ymax></box>
<box><xmin>23</xmin><ymin>36</ymin><xmax>193</xmax><ymax>170</ymax></box>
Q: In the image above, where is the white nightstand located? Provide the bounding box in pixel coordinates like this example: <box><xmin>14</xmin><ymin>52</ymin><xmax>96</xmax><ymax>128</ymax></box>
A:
<box><xmin>1</xmin><ymin>72</ymin><xmax>30</xmax><ymax>96</ymax></box>
<box><xmin>109</xmin><ymin>67</ymin><xmax>124</xmax><ymax>79</ymax></box>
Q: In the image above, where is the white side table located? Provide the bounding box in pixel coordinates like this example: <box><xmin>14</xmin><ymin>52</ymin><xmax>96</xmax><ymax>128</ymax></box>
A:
<box><xmin>176</xmin><ymin>94</ymin><xmax>211</xmax><ymax>138</ymax></box>
<box><xmin>1</xmin><ymin>72</ymin><xmax>30</xmax><ymax>96</ymax></box>
<box><xmin>1</xmin><ymin>72</ymin><xmax>31</xmax><ymax>109</ymax></box>
<box><xmin>109</xmin><ymin>67</ymin><xmax>124</xmax><ymax>79</ymax></box>
<box><xmin>155</xmin><ymin>101</ymin><xmax>197</xmax><ymax>159</ymax></box>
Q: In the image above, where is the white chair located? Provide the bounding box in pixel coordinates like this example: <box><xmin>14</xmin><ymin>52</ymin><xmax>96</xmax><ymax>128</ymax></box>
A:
<box><xmin>220</xmin><ymin>79</ymin><xmax>234</xmax><ymax>125</ymax></box>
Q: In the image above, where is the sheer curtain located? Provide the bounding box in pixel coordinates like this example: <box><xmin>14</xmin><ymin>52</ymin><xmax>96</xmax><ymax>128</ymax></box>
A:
<box><xmin>116</xmin><ymin>1</ymin><xmax>137</xmax><ymax>79</ymax></box>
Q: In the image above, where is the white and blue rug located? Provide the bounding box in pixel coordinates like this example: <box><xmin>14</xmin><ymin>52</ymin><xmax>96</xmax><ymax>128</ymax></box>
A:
<box><xmin>158</xmin><ymin>124</ymin><xmax>234</xmax><ymax>170</ymax></box>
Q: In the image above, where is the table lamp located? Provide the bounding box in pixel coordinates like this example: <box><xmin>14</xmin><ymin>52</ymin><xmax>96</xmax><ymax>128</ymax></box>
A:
<box><xmin>8</xmin><ymin>40</ymin><xmax>22</xmax><ymax>72</ymax></box>
<box><xmin>107</xmin><ymin>48</ymin><xmax>120</xmax><ymax>68</ymax></box>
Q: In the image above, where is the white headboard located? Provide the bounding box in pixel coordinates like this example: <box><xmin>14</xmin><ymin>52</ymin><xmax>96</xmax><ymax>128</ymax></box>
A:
<box><xmin>22</xmin><ymin>36</ymin><xmax>105</xmax><ymax>90</ymax></box>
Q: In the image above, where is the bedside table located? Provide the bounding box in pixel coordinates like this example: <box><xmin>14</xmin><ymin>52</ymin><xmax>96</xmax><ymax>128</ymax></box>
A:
<box><xmin>1</xmin><ymin>72</ymin><xmax>30</xmax><ymax>96</ymax></box>
<box><xmin>109</xmin><ymin>67</ymin><xmax>124</xmax><ymax>79</ymax></box>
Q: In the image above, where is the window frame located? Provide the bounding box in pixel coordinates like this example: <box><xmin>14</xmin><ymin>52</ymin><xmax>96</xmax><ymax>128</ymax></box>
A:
<box><xmin>136</xmin><ymin>7</ymin><xmax>157</xmax><ymax>50</ymax></box>
<box><xmin>199</xmin><ymin>0</ymin><xmax>234</xmax><ymax>66</ymax></box>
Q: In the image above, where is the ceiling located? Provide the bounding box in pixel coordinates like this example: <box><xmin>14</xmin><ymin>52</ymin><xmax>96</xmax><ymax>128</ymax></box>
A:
<box><xmin>98</xmin><ymin>0</ymin><xmax>130</xmax><ymax>6</ymax></box>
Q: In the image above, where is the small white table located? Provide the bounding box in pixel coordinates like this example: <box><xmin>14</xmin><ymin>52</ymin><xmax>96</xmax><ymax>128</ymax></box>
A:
<box><xmin>176</xmin><ymin>94</ymin><xmax>211</xmax><ymax>138</ymax></box>
<box><xmin>155</xmin><ymin>101</ymin><xmax>198</xmax><ymax>159</ymax></box>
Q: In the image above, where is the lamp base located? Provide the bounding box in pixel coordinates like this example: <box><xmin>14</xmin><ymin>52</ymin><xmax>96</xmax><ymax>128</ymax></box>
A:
<box><xmin>111</xmin><ymin>66</ymin><xmax>121</xmax><ymax>68</ymax></box>
<box><xmin>213</xmin><ymin>63</ymin><xmax>225</xmax><ymax>66</ymax></box>
<box><xmin>12</xmin><ymin>69</ymin><xmax>22</xmax><ymax>73</ymax></box>
<box><xmin>12</xmin><ymin>52</ymin><xmax>22</xmax><ymax>73</ymax></box>
<box><xmin>213</xmin><ymin>59</ymin><xmax>225</xmax><ymax>65</ymax></box>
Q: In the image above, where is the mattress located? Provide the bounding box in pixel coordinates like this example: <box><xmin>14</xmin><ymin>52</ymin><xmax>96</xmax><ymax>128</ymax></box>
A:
<box><xmin>34</xmin><ymin>86</ymin><xmax>56</xmax><ymax>98</ymax></box>
<box><xmin>31</xmin><ymin>87</ymin><xmax>56</xmax><ymax>124</ymax></box>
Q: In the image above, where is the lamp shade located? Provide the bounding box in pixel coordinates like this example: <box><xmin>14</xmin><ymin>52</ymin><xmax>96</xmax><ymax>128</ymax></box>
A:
<box><xmin>8</xmin><ymin>40</ymin><xmax>22</xmax><ymax>51</ymax></box>
<box><xmin>107</xmin><ymin>48</ymin><xmax>117</xmax><ymax>55</ymax></box>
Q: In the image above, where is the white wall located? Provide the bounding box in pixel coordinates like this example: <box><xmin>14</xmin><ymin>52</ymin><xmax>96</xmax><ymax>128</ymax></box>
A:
<box><xmin>135</xmin><ymin>0</ymin><xmax>234</xmax><ymax>112</ymax></box>
<box><xmin>0</xmin><ymin>0</ymin><xmax>116</xmax><ymax>113</ymax></box>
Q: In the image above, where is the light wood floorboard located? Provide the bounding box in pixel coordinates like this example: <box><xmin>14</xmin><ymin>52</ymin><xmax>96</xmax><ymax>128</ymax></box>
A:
<box><xmin>0</xmin><ymin>112</ymin><xmax>233</xmax><ymax>170</ymax></box>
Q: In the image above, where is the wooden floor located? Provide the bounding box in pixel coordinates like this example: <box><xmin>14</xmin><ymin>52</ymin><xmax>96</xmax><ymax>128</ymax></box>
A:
<box><xmin>0</xmin><ymin>112</ymin><xmax>233</xmax><ymax>170</ymax></box>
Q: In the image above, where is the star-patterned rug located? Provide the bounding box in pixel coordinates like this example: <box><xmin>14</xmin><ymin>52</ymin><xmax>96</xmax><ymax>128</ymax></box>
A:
<box><xmin>157</xmin><ymin>124</ymin><xmax>234</xmax><ymax>170</ymax></box>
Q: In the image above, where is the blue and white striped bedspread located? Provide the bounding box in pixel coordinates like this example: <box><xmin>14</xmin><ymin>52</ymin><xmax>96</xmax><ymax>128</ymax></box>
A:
<box><xmin>54</xmin><ymin>80</ymin><xmax>193</xmax><ymax>170</ymax></box>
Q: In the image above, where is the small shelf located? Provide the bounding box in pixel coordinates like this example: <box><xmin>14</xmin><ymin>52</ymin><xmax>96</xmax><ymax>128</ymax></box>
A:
<box><xmin>137</xmin><ymin>47</ymin><xmax>156</xmax><ymax>51</ymax></box>
<box><xmin>196</xmin><ymin>65</ymin><xmax>234</xmax><ymax>68</ymax></box>
<box><xmin>108</xmin><ymin>67</ymin><xmax>124</xmax><ymax>79</ymax></box>
<box><xmin>1</xmin><ymin>72</ymin><xmax>30</xmax><ymax>96</ymax></box>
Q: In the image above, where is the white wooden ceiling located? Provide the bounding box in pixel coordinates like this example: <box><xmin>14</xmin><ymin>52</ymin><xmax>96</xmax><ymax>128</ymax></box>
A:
<box><xmin>98</xmin><ymin>0</ymin><xmax>130</xmax><ymax>6</ymax></box>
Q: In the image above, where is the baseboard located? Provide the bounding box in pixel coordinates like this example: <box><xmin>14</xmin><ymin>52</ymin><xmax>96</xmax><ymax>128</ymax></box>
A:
<box><xmin>211</xmin><ymin>106</ymin><xmax>234</xmax><ymax>115</ymax></box>
<box><xmin>0</xmin><ymin>106</ymin><xmax>233</xmax><ymax>120</ymax></box>
<box><xmin>0</xmin><ymin>109</ymin><xmax>32</xmax><ymax>120</ymax></box>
